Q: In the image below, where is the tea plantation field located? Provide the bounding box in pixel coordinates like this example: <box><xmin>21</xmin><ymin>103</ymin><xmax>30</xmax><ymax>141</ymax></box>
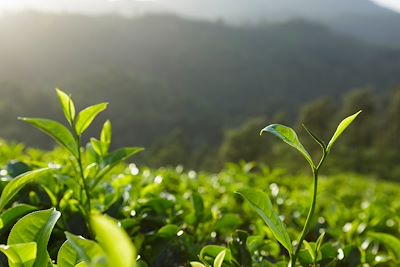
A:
<box><xmin>0</xmin><ymin>90</ymin><xmax>398</xmax><ymax>267</ymax></box>
<box><xmin>0</xmin><ymin>141</ymin><xmax>399</xmax><ymax>266</ymax></box>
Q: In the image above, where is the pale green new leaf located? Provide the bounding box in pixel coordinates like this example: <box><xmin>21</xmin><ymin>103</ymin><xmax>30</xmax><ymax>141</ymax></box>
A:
<box><xmin>0</xmin><ymin>242</ymin><xmax>37</xmax><ymax>267</ymax></box>
<box><xmin>56</xmin><ymin>88</ymin><xmax>76</xmax><ymax>126</ymax></box>
<box><xmin>75</xmin><ymin>103</ymin><xmax>108</xmax><ymax>136</ymax></box>
<box><xmin>90</xmin><ymin>214</ymin><xmax>136</xmax><ymax>267</ymax></box>
<box><xmin>326</xmin><ymin>110</ymin><xmax>362</xmax><ymax>153</ymax></box>
<box><xmin>260</xmin><ymin>124</ymin><xmax>314</xmax><ymax>168</ymax></box>
<box><xmin>213</xmin><ymin>250</ymin><xmax>226</xmax><ymax>267</ymax></box>
<box><xmin>18</xmin><ymin>118</ymin><xmax>78</xmax><ymax>158</ymax></box>
<box><xmin>190</xmin><ymin>262</ymin><xmax>207</xmax><ymax>267</ymax></box>
<box><xmin>8</xmin><ymin>208</ymin><xmax>61</xmax><ymax>267</ymax></box>
<box><xmin>0</xmin><ymin>168</ymin><xmax>51</xmax><ymax>212</ymax></box>
<box><xmin>58</xmin><ymin>233</ymin><xmax>104</xmax><ymax>267</ymax></box>
<box><xmin>237</xmin><ymin>189</ymin><xmax>293</xmax><ymax>254</ymax></box>
<box><xmin>100</xmin><ymin>120</ymin><xmax>112</xmax><ymax>148</ymax></box>
<box><xmin>368</xmin><ymin>232</ymin><xmax>400</xmax><ymax>260</ymax></box>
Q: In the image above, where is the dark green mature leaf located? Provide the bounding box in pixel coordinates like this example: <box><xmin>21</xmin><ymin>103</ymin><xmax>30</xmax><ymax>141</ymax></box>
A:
<box><xmin>92</xmin><ymin>147</ymin><xmax>144</xmax><ymax>188</ymax></box>
<box><xmin>103</xmin><ymin>147</ymin><xmax>144</xmax><ymax>167</ymax></box>
<box><xmin>260</xmin><ymin>124</ymin><xmax>314</xmax><ymax>168</ymax></box>
<box><xmin>326</xmin><ymin>111</ymin><xmax>362</xmax><ymax>153</ymax></box>
<box><xmin>368</xmin><ymin>232</ymin><xmax>400</xmax><ymax>260</ymax></box>
<box><xmin>8</xmin><ymin>208</ymin><xmax>61</xmax><ymax>267</ymax></box>
<box><xmin>75</xmin><ymin>103</ymin><xmax>108</xmax><ymax>136</ymax></box>
<box><xmin>0</xmin><ymin>204</ymin><xmax>37</xmax><ymax>232</ymax></box>
<box><xmin>56</xmin><ymin>88</ymin><xmax>76</xmax><ymax>126</ymax></box>
<box><xmin>18</xmin><ymin>118</ymin><xmax>78</xmax><ymax>158</ymax></box>
<box><xmin>0</xmin><ymin>168</ymin><xmax>51</xmax><ymax>212</ymax></box>
<box><xmin>237</xmin><ymin>189</ymin><xmax>293</xmax><ymax>254</ymax></box>
<box><xmin>59</xmin><ymin>232</ymin><xmax>104</xmax><ymax>267</ymax></box>
<box><xmin>91</xmin><ymin>214</ymin><xmax>136</xmax><ymax>267</ymax></box>
<box><xmin>0</xmin><ymin>242</ymin><xmax>37</xmax><ymax>267</ymax></box>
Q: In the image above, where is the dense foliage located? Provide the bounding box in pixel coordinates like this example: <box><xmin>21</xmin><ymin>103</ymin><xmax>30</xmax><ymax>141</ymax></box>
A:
<box><xmin>0</xmin><ymin>90</ymin><xmax>399</xmax><ymax>266</ymax></box>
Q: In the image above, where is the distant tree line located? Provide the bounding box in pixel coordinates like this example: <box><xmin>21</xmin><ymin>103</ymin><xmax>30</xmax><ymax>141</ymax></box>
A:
<box><xmin>138</xmin><ymin>87</ymin><xmax>400</xmax><ymax>181</ymax></box>
<box><xmin>216</xmin><ymin>88</ymin><xmax>400</xmax><ymax>180</ymax></box>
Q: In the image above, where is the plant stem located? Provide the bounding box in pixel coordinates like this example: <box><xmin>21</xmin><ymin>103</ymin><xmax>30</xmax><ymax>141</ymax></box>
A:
<box><xmin>73</xmin><ymin>134</ymin><xmax>93</xmax><ymax>237</ymax></box>
<box><xmin>75</xmin><ymin>135</ymin><xmax>91</xmax><ymax>212</ymax></box>
<box><xmin>291</xmin><ymin>150</ymin><xmax>327</xmax><ymax>266</ymax></box>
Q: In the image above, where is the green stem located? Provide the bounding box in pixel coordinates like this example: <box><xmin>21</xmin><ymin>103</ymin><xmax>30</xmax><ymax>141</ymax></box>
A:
<box><xmin>291</xmin><ymin>150</ymin><xmax>327</xmax><ymax>267</ymax></box>
<box><xmin>75</xmin><ymin>135</ymin><xmax>91</xmax><ymax>212</ymax></box>
<box><xmin>73</xmin><ymin>134</ymin><xmax>93</xmax><ymax>237</ymax></box>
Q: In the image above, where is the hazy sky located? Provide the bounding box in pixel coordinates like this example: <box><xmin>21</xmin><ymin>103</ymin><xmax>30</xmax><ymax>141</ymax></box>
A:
<box><xmin>0</xmin><ymin>0</ymin><xmax>399</xmax><ymax>18</ymax></box>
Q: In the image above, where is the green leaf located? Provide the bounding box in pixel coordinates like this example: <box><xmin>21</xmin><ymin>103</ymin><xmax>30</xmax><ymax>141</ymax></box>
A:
<box><xmin>100</xmin><ymin>120</ymin><xmax>112</xmax><ymax>150</ymax></box>
<box><xmin>0</xmin><ymin>168</ymin><xmax>51</xmax><ymax>212</ymax></box>
<box><xmin>58</xmin><ymin>233</ymin><xmax>104</xmax><ymax>267</ymax></box>
<box><xmin>302</xmin><ymin>124</ymin><xmax>326</xmax><ymax>150</ymax></box>
<box><xmin>157</xmin><ymin>224</ymin><xmax>180</xmax><ymax>238</ymax></box>
<box><xmin>0</xmin><ymin>242</ymin><xmax>37</xmax><ymax>267</ymax></box>
<box><xmin>90</xmin><ymin>214</ymin><xmax>136</xmax><ymax>267</ymax></box>
<box><xmin>326</xmin><ymin>111</ymin><xmax>362</xmax><ymax>153</ymax></box>
<box><xmin>199</xmin><ymin>246</ymin><xmax>232</xmax><ymax>265</ymax></box>
<box><xmin>214</xmin><ymin>250</ymin><xmax>226</xmax><ymax>267</ymax></box>
<box><xmin>75</xmin><ymin>103</ymin><xmax>108</xmax><ymax>136</ymax></box>
<box><xmin>90</xmin><ymin>138</ymin><xmax>106</xmax><ymax>157</ymax></box>
<box><xmin>18</xmin><ymin>118</ymin><xmax>78</xmax><ymax>158</ymax></box>
<box><xmin>368</xmin><ymin>232</ymin><xmax>400</xmax><ymax>260</ymax></box>
<box><xmin>57</xmin><ymin>240</ymin><xmax>81</xmax><ymax>267</ymax></box>
<box><xmin>236</xmin><ymin>189</ymin><xmax>292</xmax><ymax>254</ymax></box>
<box><xmin>8</xmin><ymin>208</ymin><xmax>61</xmax><ymax>267</ymax></box>
<box><xmin>260</xmin><ymin>124</ymin><xmax>314</xmax><ymax>168</ymax></box>
<box><xmin>92</xmin><ymin>147</ymin><xmax>144</xmax><ymax>188</ymax></box>
<box><xmin>190</xmin><ymin>262</ymin><xmax>207</xmax><ymax>267</ymax></box>
<box><xmin>0</xmin><ymin>204</ymin><xmax>37</xmax><ymax>232</ymax></box>
<box><xmin>56</xmin><ymin>88</ymin><xmax>76</xmax><ymax>126</ymax></box>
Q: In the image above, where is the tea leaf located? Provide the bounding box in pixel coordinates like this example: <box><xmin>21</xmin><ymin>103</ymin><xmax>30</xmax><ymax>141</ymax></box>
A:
<box><xmin>58</xmin><ymin>232</ymin><xmax>104</xmax><ymax>267</ymax></box>
<box><xmin>56</xmin><ymin>88</ymin><xmax>76</xmax><ymax>126</ymax></box>
<box><xmin>18</xmin><ymin>117</ymin><xmax>78</xmax><ymax>158</ymax></box>
<box><xmin>237</xmin><ymin>189</ymin><xmax>293</xmax><ymax>254</ymax></box>
<box><xmin>92</xmin><ymin>147</ymin><xmax>144</xmax><ymax>188</ymax></box>
<box><xmin>100</xmin><ymin>120</ymin><xmax>112</xmax><ymax>149</ymax></box>
<box><xmin>0</xmin><ymin>168</ymin><xmax>51</xmax><ymax>212</ymax></box>
<box><xmin>368</xmin><ymin>232</ymin><xmax>400</xmax><ymax>260</ymax></box>
<box><xmin>214</xmin><ymin>250</ymin><xmax>226</xmax><ymax>267</ymax></box>
<box><xmin>91</xmin><ymin>214</ymin><xmax>136</xmax><ymax>267</ymax></box>
<box><xmin>261</xmin><ymin>124</ymin><xmax>314</xmax><ymax>168</ymax></box>
<box><xmin>8</xmin><ymin>208</ymin><xmax>61</xmax><ymax>267</ymax></box>
<box><xmin>75</xmin><ymin>103</ymin><xmax>108</xmax><ymax>136</ymax></box>
<box><xmin>0</xmin><ymin>204</ymin><xmax>37</xmax><ymax>232</ymax></box>
<box><xmin>0</xmin><ymin>242</ymin><xmax>37</xmax><ymax>267</ymax></box>
<box><xmin>326</xmin><ymin>111</ymin><xmax>362</xmax><ymax>153</ymax></box>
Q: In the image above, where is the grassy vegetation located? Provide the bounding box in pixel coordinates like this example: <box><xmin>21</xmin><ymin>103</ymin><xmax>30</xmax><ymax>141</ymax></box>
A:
<box><xmin>0</xmin><ymin>90</ymin><xmax>398</xmax><ymax>266</ymax></box>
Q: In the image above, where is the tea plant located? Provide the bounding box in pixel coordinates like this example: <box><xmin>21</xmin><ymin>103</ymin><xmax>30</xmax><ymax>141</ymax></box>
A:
<box><xmin>238</xmin><ymin>111</ymin><xmax>361</xmax><ymax>267</ymax></box>
<box><xmin>19</xmin><ymin>89</ymin><xmax>143</xmax><ymax>234</ymax></box>
<box><xmin>0</xmin><ymin>89</ymin><xmax>142</xmax><ymax>266</ymax></box>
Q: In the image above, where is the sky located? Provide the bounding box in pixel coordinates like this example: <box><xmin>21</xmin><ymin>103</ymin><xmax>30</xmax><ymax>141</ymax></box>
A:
<box><xmin>0</xmin><ymin>0</ymin><xmax>399</xmax><ymax>18</ymax></box>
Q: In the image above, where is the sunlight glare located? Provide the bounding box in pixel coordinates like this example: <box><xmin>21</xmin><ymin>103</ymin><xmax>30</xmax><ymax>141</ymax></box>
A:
<box><xmin>371</xmin><ymin>0</ymin><xmax>400</xmax><ymax>13</ymax></box>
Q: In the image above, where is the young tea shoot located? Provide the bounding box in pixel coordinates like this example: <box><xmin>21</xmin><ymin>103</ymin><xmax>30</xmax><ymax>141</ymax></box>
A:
<box><xmin>238</xmin><ymin>110</ymin><xmax>361</xmax><ymax>267</ymax></box>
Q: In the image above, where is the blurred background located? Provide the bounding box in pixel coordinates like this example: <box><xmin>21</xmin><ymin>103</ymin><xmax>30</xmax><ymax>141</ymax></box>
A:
<box><xmin>0</xmin><ymin>0</ymin><xmax>400</xmax><ymax>179</ymax></box>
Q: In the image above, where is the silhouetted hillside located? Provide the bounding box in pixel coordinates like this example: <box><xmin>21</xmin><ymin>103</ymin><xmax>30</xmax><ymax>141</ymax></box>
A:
<box><xmin>0</xmin><ymin>13</ymin><xmax>399</xmax><ymax>159</ymax></box>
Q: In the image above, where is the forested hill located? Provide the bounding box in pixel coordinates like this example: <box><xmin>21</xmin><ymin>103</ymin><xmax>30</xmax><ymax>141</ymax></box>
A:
<box><xmin>0</xmin><ymin>13</ymin><xmax>400</xmax><ymax>153</ymax></box>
